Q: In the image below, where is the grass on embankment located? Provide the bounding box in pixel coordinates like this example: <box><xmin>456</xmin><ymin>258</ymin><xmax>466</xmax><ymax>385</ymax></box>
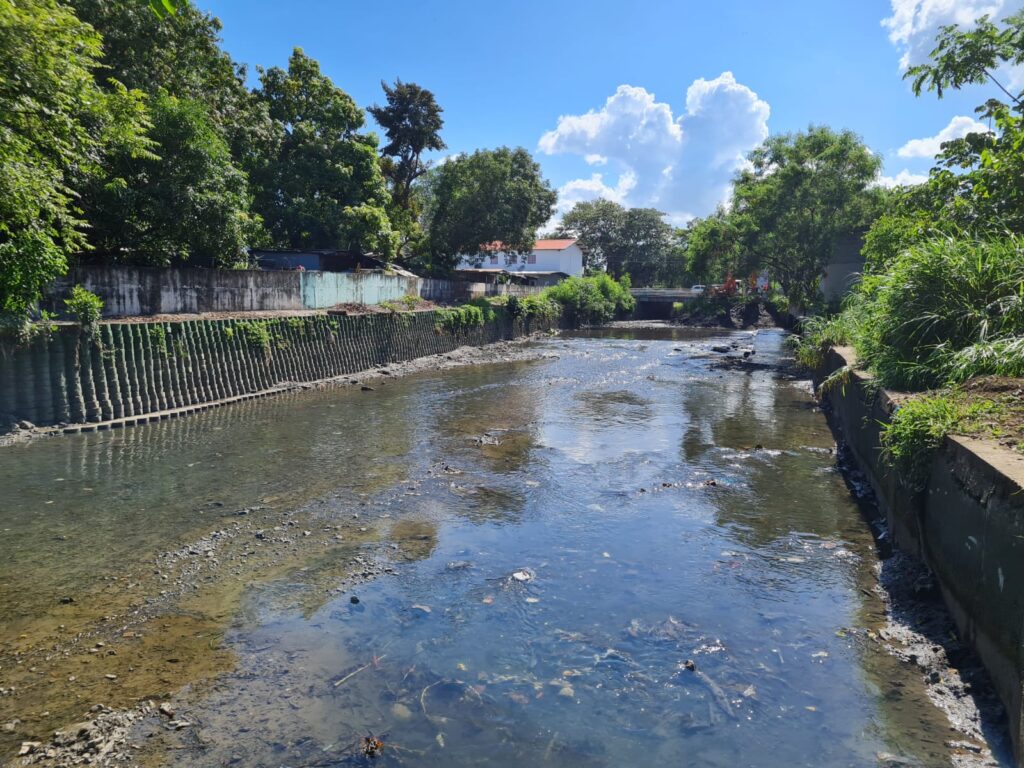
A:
<box><xmin>791</xmin><ymin>235</ymin><xmax>1024</xmax><ymax>482</ymax></box>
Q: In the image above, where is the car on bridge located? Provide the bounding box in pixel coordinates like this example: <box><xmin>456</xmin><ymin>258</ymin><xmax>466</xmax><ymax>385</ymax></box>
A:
<box><xmin>691</xmin><ymin>284</ymin><xmax>706</xmax><ymax>293</ymax></box>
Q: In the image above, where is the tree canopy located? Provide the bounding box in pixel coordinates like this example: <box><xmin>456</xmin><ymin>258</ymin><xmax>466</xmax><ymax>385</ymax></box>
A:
<box><xmin>421</xmin><ymin>148</ymin><xmax>556</xmax><ymax>272</ymax></box>
<box><xmin>556</xmin><ymin>199</ymin><xmax>680</xmax><ymax>285</ymax></box>
<box><xmin>249</xmin><ymin>49</ymin><xmax>396</xmax><ymax>257</ymax></box>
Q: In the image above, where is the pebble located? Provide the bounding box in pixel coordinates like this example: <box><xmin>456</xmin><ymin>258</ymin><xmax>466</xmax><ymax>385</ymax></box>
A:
<box><xmin>391</xmin><ymin>702</ymin><xmax>413</xmax><ymax>720</ymax></box>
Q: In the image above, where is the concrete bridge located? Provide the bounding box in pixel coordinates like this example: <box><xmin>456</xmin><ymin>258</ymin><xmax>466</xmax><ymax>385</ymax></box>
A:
<box><xmin>630</xmin><ymin>288</ymin><xmax>700</xmax><ymax>319</ymax></box>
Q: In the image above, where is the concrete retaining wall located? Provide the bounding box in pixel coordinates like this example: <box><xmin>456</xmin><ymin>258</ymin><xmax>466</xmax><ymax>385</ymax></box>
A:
<box><xmin>0</xmin><ymin>310</ymin><xmax>557</xmax><ymax>432</ymax></box>
<box><xmin>43</xmin><ymin>267</ymin><xmax>543</xmax><ymax>318</ymax></box>
<box><xmin>823</xmin><ymin>347</ymin><xmax>1024</xmax><ymax>763</ymax></box>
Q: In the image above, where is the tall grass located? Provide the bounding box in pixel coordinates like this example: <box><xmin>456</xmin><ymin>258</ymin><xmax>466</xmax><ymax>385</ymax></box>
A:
<box><xmin>855</xmin><ymin>236</ymin><xmax>1024</xmax><ymax>389</ymax></box>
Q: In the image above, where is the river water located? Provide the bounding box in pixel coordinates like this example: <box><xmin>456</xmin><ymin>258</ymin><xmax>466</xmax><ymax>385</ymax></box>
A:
<box><xmin>0</xmin><ymin>327</ymin><xmax>1005</xmax><ymax>766</ymax></box>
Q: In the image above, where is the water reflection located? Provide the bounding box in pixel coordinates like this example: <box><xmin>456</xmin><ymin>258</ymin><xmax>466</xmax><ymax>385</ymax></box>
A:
<box><xmin>110</xmin><ymin>328</ymin><xmax>999</xmax><ymax>767</ymax></box>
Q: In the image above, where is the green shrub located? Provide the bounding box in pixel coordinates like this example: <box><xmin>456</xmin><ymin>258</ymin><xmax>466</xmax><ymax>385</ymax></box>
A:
<box><xmin>881</xmin><ymin>393</ymin><xmax>999</xmax><ymax>488</ymax></box>
<box><xmin>235</xmin><ymin>320</ymin><xmax>271</xmax><ymax>349</ymax></box>
<box><xmin>539</xmin><ymin>274</ymin><xmax>635</xmax><ymax>325</ymax></box>
<box><xmin>65</xmin><ymin>286</ymin><xmax>104</xmax><ymax>329</ymax></box>
<box><xmin>435</xmin><ymin>304</ymin><xmax>487</xmax><ymax>332</ymax></box>
<box><xmin>854</xmin><ymin>236</ymin><xmax>1024</xmax><ymax>389</ymax></box>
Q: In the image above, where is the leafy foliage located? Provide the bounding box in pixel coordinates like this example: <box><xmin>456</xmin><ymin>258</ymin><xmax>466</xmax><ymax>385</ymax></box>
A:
<box><xmin>64</xmin><ymin>285</ymin><xmax>104</xmax><ymax>329</ymax></box>
<box><xmin>539</xmin><ymin>274</ymin><xmax>635</xmax><ymax>325</ymax></box>
<box><xmin>83</xmin><ymin>94</ymin><xmax>263</xmax><ymax>266</ymax></box>
<box><xmin>881</xmin><ymin>393</ymin><xmax>999</xmax><ymax>488</ymax></box>
<box><xmin>0</xmin><ymin>0</ymin><xmax>149</xmax><ymax>313</ymax></box>
<box><xmin>250</xmin><ymin>49</ymin><xmax>396</xmax><ymax>258</ymax></box>
<box><xmin>730</xmin><ymin>126</ymin><xmax>882</xmax><ymax>311</ymax></box>
<box><xmin>556</xmin><ymin>200</ymin><xmax>681</xmax><ymax>285</ymax></box>
<box><xmin>421</xmin><ymin>147</ymin><xmax>556</xmax><ymax>272</ymax></box>
<box><xmin>369</xmin><ymin>80</ymin><xmax>445</xmax><ymax>212</ymax></box>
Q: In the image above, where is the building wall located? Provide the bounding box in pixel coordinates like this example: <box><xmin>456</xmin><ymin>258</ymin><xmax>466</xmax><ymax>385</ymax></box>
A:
<box><xmin>461</xmin><ymin>244</ymin><xmax>584</xmax><ymax>277</ymax></box>
<box><xmin>821</xmin><ymin>235</ymin><xmax>865</xmax><ymax>301</ymax></box>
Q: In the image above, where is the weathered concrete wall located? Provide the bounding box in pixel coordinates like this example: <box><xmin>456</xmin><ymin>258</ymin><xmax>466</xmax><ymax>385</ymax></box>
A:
<box><xmin>418</xmin><ymin>279</ymin><xmax>542</xmax><ymax>304</ymax></box>
<box><xmin>43</xmin><ymin>267</ymin><xmax>544</xmax><ymax>318</ymax></box>
<box><xmin>0</xmin><ymin>310</ymin><xmax>558</xmax><ymax>432</ymax></box>
<box><xmin>823</xmin><ymin>347</ymin><xmax>1024</xmax><ymax>763</ymax></box>
<box><xmin>300</xmin><ymin>271</ymin><xmax>419</xmax><ymax>308</ymax></box>
<box><xmin>45</xmin><ymin>267</ymin><xmax>306</xmax><ymax>317</ymax></box>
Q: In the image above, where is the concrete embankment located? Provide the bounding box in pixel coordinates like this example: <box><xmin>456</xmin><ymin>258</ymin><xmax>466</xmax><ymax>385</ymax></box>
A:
<box><xmin>0</xmin><ymin>310</ymin><xmax>558</xmax><ymax>435</ymax></box>
<box><xmin>822</xmin><ymin>346</ymin><xmax>1024</xmax><ymax>765</ymax></box>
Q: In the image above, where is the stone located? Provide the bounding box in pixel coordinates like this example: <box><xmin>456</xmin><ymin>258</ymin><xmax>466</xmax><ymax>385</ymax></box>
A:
<box><xmin>17</xmin><ymin>420</ymin><xmax>34</xmax><ymax>430</ymax></box>
<box><xmin>391</xmin><ymin>702</ymin><xmax>413</xmax><ymax>720</ymax></box>
<box><xmin>18</xmin><ymin>742</ymin><xmax>41</xmax><ymax>756</ymax></box>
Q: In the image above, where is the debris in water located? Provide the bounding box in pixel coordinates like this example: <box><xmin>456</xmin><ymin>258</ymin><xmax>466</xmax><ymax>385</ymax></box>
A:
<box><xmin>361</xmin><ymin>735</ymin><xmax>385</xmax><ymax>757</ymax></box>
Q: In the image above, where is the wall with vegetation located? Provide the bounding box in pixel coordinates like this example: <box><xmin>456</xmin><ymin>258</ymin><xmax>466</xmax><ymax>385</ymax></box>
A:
<box><xmin>0</xmin><ymin>310</ymin><xmax>556</xmax><ymax>431</ymax></box>
<box><xmin>42</xmin><ymin>267</ymin><xmax>552</xmax><ymax>318</ymax></box>
<box><xmin>822</xmin><ymin>347</ymin><xmax>1024</xmax><ymax>763</ymax></box>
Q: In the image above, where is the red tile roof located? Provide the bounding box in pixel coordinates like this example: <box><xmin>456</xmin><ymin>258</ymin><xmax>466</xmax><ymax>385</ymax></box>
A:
<box><xmin>533</xmin><ymin>238</ymin><xmax>577</xmax><ymax>250</ymax></box>
<box><xmin>478</xmin><ymin>238</ymin><xmax>577</xmax><ymax>252</ymax></box>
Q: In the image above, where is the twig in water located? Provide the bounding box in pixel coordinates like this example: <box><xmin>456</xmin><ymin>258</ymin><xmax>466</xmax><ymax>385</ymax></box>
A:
<box><xmin>333</xmin><ymin>655</ymin><xmax>387</xmax><ymax>688</ymax></box>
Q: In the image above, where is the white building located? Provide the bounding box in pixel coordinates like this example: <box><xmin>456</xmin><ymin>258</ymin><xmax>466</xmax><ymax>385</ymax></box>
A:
<box><xmin>457</xmin><ymin>239</ymin><xmax>584</xmax><ymax>277</ymax></box>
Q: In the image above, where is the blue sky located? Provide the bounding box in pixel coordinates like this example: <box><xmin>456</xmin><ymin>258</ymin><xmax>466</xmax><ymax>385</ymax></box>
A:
<box><xmin>198</xmin><ymin>0</ymin><xmax>1017</xmax><ymax>223</ymax></box>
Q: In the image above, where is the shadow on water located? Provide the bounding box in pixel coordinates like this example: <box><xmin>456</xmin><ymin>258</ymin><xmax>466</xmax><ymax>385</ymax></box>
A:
<box><xmin>0</xmin><ymin>327</ymin><xmax>1009</xmax><ymax>766</ymax></box>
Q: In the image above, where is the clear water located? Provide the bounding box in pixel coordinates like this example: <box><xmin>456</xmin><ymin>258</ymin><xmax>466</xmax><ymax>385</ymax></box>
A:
<box><xmin>0</xmin><ymin>328</ymin><xmax>998</xmax><ymax>766</ymax></box>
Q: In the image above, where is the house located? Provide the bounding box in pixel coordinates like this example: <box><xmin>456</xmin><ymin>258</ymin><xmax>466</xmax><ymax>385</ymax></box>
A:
<box><xmin>457</xmin><ymin>238</ymin><xmax>584</xmax><ymax>277</ymax></box>
<box><xmin>820</xmin><ymin>234</ymin><xmax>865</xmax><ymax>301</ymax></box>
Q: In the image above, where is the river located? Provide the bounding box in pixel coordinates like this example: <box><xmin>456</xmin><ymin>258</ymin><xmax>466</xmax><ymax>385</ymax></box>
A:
<box><xmin>0</xmin><ymin>327</ymin><xmax>1007</xmax><ymax>766</ymax></box>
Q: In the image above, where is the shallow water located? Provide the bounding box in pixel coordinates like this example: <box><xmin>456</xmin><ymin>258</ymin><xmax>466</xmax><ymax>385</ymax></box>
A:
<box><xmin>0</xmin><ymin>328</ymin><xmax>1003</xmax><ymax>766</ymax></box>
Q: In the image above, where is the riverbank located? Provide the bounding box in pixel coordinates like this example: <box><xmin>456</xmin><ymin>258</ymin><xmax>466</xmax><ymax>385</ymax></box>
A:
<box><xmin>1</xmin><ymin>328</ymin><xmax>1012</xmax><ymax>767</ymax></box>
<box><xmin>0</xmin><ymin>309</ymin><xmax>561</xmax><ymax>444</ymax></box>
<box><xmin>821</xmin><ymin>346</ymin><xmax>1024</xmax><ymax>766</ymax></box>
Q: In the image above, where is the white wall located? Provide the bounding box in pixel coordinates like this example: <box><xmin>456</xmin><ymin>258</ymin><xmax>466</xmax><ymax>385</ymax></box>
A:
<box><xmin>460</xmin><ymin>244</ymin><xmax>584</xmax><ymax>276</ymax></box>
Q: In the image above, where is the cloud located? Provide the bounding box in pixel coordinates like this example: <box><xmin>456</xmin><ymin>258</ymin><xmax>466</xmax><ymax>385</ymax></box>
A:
<box><xmin>882</xmin><ymin>0</ymin><xmax>1011</xmax><ymax>70</ymax></box>
<box><xmin>584</xmin><ymin>154</ymin><xmax>608</xmax><ymax>166</ymax></box>
<box><xmin>875</xmin><ymin>169</ymin><xmax>930</xmax><ymax>188</ymax></box>
<box><xmin>539</xmin><ymin>73</ymin><xmax>770</xmax><ymax>223</ymax></box>
<box><xmin>897</xmin><ymin>115</ymin><xmax>989</xmax><ymax>157</ymax></box>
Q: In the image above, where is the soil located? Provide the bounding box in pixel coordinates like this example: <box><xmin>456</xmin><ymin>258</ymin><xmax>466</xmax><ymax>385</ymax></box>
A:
<box><xmin>957</xmin><ymin>376</ymin><xmax>1024</xmax><ymax>454</ymax></box>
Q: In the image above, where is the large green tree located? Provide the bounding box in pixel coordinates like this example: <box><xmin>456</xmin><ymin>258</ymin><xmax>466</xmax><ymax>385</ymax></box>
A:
<box><xmin>368</xmin><ymin>80</ymin><xmax>445</xmax><ymax>211</ymax></box>
<box><xmin>557</xmin><ymin>199</ymin><xmax>625</xmax><ymax>273</ymax></box>
<box><xmin>250</xmin><ymin>49</ymin><xmax>396</xmax><ymax>257</ymax></box>
<box><xmin>0</xmin><ymin>0</ymin><xmax>149</xmax><ymax>314</ymax></box>
<box><xmin>731</xmin><ymin>126</ymin><xmax>881</xmax><ymax>311</ymax></box>
<box><xmin>82</xmin><ymin>94</ymin><xmax>264</xmax><ymax>267</ymax></box>
<box><xmin>556</xmin><ymin>199</ymin><xmax>677</xmax><ymax>284</ymax></box>
<box><xmin>422</xmin><ymin>147</ymin><xmax>556</xmax><ymax>272</ymax></box>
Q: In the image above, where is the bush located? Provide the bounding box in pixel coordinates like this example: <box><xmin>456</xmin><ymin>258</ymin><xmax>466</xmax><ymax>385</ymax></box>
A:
<box><xmin>881</xmin><ymin>393</ymin><xmax>999</xmax><ymax>488</ymax></box>
<box><xmin>855</xmin><ymin>236</ymin><xmax>1024</xmax><ymax>389</ymax></box>
<box><xmin>65</xmin><ymin>286</ymin><xmax>104</xmax><ymax>329</ymax></box>
<box><xmin>540</xmin><ymin>274</ymin><xmax>635</xmax><ymax>325</ymax></box>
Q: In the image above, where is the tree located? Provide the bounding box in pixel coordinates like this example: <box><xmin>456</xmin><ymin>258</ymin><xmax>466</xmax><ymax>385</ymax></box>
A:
<box><xmin>422</xmin><ymin>147</ymin><xmax>556</xmax><ymax>272</ymax></box>
<box><xmin>250</xmin><ymin>49</ymin><xmax>396</xmax><ymax>257</ymax></box>
<box><xmin>82</xmin><ymin>94</ymin><xmax>264</xmax><ymax>267</ymax></box>
<box><xmin>684</xmin><ymin>209</ymin><xmax>746</xmax><ymax>283</ymax></box>
<box><xmin>897</xmin><ymin>12</ymin><xmax>1024</xmax><ymax>235</ymax></box>
<box><xmin>368</xmin><ymin>80</ymin><xmax>446</xmax><ymax>211</ymax></box>
<box><xmin>731</xmin><ymin>126</ymin><xmax>881</xmax><ymax>311</ymax></box>
<box><xmin>556</xmin><ymin>199</ymin><xmax>625</xmax><ymax>273</ymax></box>
<box><xmin>614</xmin><ymin>208</ymin><xmax>675</xmax><ymax>284</ymax></box>
<box><xmin>0</xmin><ymin>0</ymin><xmax>149</xmax><ymax>314</ymax></box>
<box><xmin>556</xmin><ymin>199</ymin><xmax>677</xmax><ymax>284</ymax></box>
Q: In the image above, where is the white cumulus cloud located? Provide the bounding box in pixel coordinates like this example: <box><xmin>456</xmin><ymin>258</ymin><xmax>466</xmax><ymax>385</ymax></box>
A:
<box><xmin>538</xmin><ymin>72</ymin><xmax>770</xmax><ymax>223</ymax></box>
<box><xmin>897</xmin><ymin>115</ymin><xmax>990</xmax><ymax>157</ymax></box>
<box><xmin>883</xmin><ymin>0</ymin><xmax>1006</xmax><ymax>70</ymax></box>
<box><xmin>875</xmin><ymin>169</ymin><xmax>930</xmax><ymax>188</ymax></box>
